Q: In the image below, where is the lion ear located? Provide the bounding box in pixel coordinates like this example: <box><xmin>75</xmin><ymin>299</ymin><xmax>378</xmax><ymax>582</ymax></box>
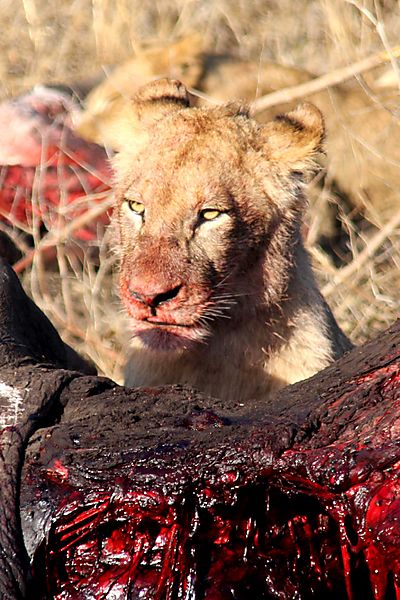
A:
<box><xmin>112</xmin><ymin>78</ymin><xmax>191</xmax><ymax>179</ymax></box>
<box><xmin>261</xmin><ymin>103</ymin><xmax>325</xmax><ymax>175</ymax></box>
<box><xmin>131</xmin><ymin>78</ymin><xmax>191</xmax><ymax>127</ymax></box>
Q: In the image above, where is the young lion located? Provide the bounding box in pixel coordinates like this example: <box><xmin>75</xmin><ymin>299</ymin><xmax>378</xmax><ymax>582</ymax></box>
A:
<box><xmin>113</xmin><ymin>79</ymin><xmax>351</xmax><ymax>401</ymax></box>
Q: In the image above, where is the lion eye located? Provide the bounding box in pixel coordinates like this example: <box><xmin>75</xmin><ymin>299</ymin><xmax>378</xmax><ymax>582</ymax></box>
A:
<box><xmin>200</xmin><ymin>209</ymin><xmax>221</xmax><ymax>221</ymax></box>
<box><xmin>126</xmin><ymin>199</ymin><xmax>145</xmax><ymax>216</ymax></box>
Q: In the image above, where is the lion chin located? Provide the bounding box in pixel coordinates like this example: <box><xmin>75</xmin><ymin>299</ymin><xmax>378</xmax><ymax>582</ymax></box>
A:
<box><xmin>132</xmin><ymin>322</ymin><xmax>209</xmax><ymax>352</ymax></box>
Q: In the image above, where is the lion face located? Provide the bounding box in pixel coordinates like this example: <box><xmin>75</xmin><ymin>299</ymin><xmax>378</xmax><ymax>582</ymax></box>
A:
<box><xmin>117</xmin><ymin>135</ymin><xmax>268</xmax><ymax>350</ymax></box>
<box><xmin>114</xmin><ymin>80</ymin><xmax>324</xmax><ymax>352</ymax></box>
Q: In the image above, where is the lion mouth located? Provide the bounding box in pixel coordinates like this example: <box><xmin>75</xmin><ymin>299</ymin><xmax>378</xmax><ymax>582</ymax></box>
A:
<box><xmin>144</xmin><ymin>318</ymin><xmax>192</xmax><ymax>328</ymax></box>
<box><xmin>130</xmin><ymin>316</ymin><xmax>210</xmax><ymax>351</ymax></box>
<box><xmin>120</xmin><ymin>283</ymin><xmax>211</xmax><ymax>349</ymax></box>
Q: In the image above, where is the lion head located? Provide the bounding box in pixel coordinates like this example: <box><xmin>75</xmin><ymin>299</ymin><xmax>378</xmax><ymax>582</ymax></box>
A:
<box><xmin>113</xmin><ymin>79</ymin><xmax>324</xmax><ymax>352</ymax></box>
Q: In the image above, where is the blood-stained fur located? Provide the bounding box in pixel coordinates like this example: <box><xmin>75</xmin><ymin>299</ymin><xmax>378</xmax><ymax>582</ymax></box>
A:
<box><xmin>113</xmin><ymin>79</ymin><xmax>351</xmax><ymax>401</ymax></box>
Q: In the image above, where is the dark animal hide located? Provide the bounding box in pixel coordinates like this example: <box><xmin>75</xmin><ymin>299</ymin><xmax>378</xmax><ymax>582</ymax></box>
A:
<box><xmin>0</xmin><ymin>259</ymin><xmax>398</xmax><ymax>599</ymax></box>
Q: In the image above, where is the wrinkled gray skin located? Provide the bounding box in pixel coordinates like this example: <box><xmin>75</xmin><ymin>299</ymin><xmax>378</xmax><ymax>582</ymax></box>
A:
<box><xmin>0</xmin><ymin>258</ymin><xmax>94</xmax><ymax>599</ymax></box>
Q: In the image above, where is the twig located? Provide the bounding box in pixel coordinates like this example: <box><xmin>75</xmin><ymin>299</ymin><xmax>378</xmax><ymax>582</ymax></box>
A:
<box><xmin>347</xmin><ymin>0</ymin><xmax>400</xmax><ymax>91</ymax></box>
<box><xmin>63</xmin><ymin>323</ymin><xmax>123</xmax><ymax>368</ymax></box>
<box><xmin>251</xmin><ymin>44</ymin><xmax>400</xmax><ymax>114</ymax></box>
<box><xmin>12</xmin><ymin>196</ymin><xmax>114</xmax><ymax>274</ymax></box>
<box><xmin>187</xmin><ymin>87</ymin><xmax>223</xmax><ymax>105</ymax></box>
<box><xmin>322</xmin><ymin>210</ymin><xmax>400</xmax><ymax>297</ymax></box>
<box><xmin>43</xmin><ymin>303</ymin><xmax>124</xmax><ymax>368</ymax></box>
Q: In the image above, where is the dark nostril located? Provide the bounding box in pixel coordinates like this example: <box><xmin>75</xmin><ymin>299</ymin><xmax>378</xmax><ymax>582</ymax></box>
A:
<box><xmin>152</xmin><ymin>284</ymin><xmax>182</xmax><ymax>307</ymax></box>
<box><xmin>129</xmin><ymin>284</ymin><xmax>183</xmax><ymax>308</ymax></box>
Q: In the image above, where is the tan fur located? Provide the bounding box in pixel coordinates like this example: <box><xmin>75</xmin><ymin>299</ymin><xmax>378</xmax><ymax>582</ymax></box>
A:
<box><xmin>202</xmin><ymin>60</ymin><xmax>400</xmax><ymax>228</ymax></box>
<box><xmin>75</xmin><ymin>36</ymin><xmax>203</xmax><ymax>149</ymax></box>
<box><xmin>253</xmin><ymin>83</ymin><xmax>400</xmax><ymax>220</ymax></box>
<box><xmin>201</xmin><ymin>59</ymin><xmax>400</xmax><ymax>221</ymax></box>
<box><xmin>113</xmin><ymin>79</ymin><xmax>352</xmax><ymax>402</ymax></box>
<box><xmin>78</xmin><ymin>40</ymin><xmax>399</xmax><ymax>223</ymax></box>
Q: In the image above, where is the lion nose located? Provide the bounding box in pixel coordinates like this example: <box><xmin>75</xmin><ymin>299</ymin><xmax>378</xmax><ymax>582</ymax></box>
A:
<box><xmin>129</xmin><ymin>282</ymin><xmax>183</xmax><ymax>308</ymax></box>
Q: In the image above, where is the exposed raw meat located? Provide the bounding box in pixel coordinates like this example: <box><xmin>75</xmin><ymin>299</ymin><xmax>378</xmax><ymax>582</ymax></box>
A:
<box><xmin>0</xmin><ymin>86</ymin><xmax>112</xmax><ymax>243</ymax></box>
<box><xmin>0</xmin><ymin>260</ymin><xmax>399</xmax><ymax>599</ymax></box>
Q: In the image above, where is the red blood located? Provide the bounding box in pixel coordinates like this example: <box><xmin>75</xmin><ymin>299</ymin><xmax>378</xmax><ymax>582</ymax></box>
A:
<box><xmin>22</xmin><ymin>322</ymin><xmax>400</xmax><ymax>599</ymax></box>
<box><xmin>0</xmin><ymin>87</ymin><xmax>112</xmax><ymax>242</ymax></box>
<box><xmin>30</xmin><ymin>453</ymin><xmax>400</xmax><ymax>599</ymax></box>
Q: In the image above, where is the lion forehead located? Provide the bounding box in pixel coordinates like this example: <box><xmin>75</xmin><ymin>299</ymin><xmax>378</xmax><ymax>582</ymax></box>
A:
<box><xmin>126</xmin><ymin>142</ymin><xmax>245</xmax><ymax>211</ymax></box>
<box><xmin>145</xmin><ymin>106</ymin><xmax>256</xmax><ymax>159</ymax></box>
<box><xmin>117</xmin><ymin>106</ymin><xmax>265</xmax><ymax>228</ymax></box>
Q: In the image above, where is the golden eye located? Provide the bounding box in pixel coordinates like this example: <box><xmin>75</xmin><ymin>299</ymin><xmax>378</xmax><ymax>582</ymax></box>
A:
<box><xmin>200</xmin><ymin>209</ymin><xmax>221</xmax><ymax>221</ymax></box>
<box><xmin>126</xmin><ymin>199</ymin><xmax>145</xmax><ymax>216</ymax></box>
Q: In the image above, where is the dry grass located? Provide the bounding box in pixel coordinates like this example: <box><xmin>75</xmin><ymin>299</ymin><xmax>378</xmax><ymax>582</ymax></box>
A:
<box><xmin>1</xmin><ymin>0</ymin><xmax>399</xmax><ymax>382</ymax></box>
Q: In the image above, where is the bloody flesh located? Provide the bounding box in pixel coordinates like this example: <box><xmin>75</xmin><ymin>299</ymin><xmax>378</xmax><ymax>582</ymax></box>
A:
<box><xmin>0</xmin><ymin>89</ymin><xmax>112</xmax><ymax>242</ymax></box>
<box><xmin>0</xmin><ymin>260</ymin><xmax>398</xmax><ymax>599</ymax></box>
<box><xmin>23</xmin><ymin>359</ymin><xmax>400</xmax><ymax>599</ymax></box>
